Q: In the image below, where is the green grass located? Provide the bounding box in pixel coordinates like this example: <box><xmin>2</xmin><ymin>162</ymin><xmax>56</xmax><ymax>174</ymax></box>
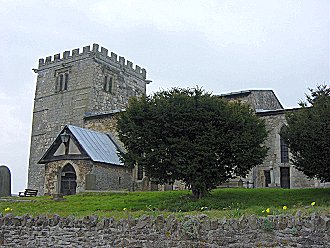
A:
<box><xmin>0</xmin><ymin>188</ymin><xmax>329</xmax><ymax>219</ymax></box>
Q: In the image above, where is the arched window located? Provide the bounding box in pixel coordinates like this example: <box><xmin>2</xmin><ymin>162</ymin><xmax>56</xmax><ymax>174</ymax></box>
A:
<box><xmin>280</xmin><ymin>127</ymin><xmax>289</xmax><ymax>163</ymax></box>
<box><xmin>137</xmin><ymin>165</ymin><xmax>143</xmax><ymax>180</ymax></box>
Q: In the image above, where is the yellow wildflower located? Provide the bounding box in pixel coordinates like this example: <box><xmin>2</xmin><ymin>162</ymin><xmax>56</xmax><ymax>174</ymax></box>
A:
<box><xmin>266</xmin><ymin>208</ymin><xmax>271</xmax><ymax>214</ymax></box>
<box><xmin>283</xmin><ymin>206</ymin><xmax>288</xmax><ymax>210</ymax></box>
<box><xmin>311</xmin><ymin>201</ymin><xmax>316</xmax><ymax>206</ymax></box>
<box><xmin>4</xmin><ymin>207</ymin><xmax>12</xmax><ymax>212</ymax></box>
<box><xmin>123</xmin><ymin>208</ymin><xmax>127</xmax><ymax>211</ymax></box>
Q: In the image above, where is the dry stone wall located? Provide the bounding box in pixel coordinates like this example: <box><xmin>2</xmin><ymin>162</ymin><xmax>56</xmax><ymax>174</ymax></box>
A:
<box><xmin>0</xmin><ymin>213</ymin><xmax>328</xmax><ymax>247</ymax></box>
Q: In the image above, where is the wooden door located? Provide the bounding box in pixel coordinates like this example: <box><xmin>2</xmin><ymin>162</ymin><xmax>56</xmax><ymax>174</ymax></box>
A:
<box><xmin>60</xmin><ymin>164</ymin><xmax>77</xmax><ymax>195</ymax></box>
<box><xmin>280</xmin><ymin>167</ymin><xmax>290</xmax><ymax>188</ymax></box>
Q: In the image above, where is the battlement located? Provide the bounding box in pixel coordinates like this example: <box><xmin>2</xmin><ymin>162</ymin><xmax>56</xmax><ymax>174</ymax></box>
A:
<box><xmin>37</xmin><ymin>43</ymin><xmax>146</xmax><ymax>79</ymax></box>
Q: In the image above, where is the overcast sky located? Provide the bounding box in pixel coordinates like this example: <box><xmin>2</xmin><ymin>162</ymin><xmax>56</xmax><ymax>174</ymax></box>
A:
<box><xmin>0</xmin><ymin>0</ymin><xmax>329</xmax><ymax>193</ymax></box>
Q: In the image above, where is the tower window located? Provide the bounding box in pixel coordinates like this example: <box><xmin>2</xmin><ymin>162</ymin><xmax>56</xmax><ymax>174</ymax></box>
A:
<box><xmin>56</xmin><ymin>72</ymin><xmax>69</xmax><ymax>92</ymax></box>
<box><xmin>104</xmin><ymin>75</ymin><xmax>113</xmax><ymax>93</ymax></box>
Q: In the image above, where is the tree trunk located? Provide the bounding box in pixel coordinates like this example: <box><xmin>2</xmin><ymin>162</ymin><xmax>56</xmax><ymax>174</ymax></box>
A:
<box><xmin>191</xmin><ymin>185</ymin><xmax>207</xmax><ymax>199</ymax></box>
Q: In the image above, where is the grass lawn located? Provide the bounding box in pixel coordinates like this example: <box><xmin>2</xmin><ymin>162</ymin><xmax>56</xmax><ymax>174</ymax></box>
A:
<box><xmin>0</xmin><ymin>188</ymin><xmax>329</xmax><ymax>219</ymax></box>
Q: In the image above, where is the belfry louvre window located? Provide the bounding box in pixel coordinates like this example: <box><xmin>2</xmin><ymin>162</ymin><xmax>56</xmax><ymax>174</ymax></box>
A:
<box><xmin>104</xmin><ymin>75</ymin><xmax>113</xmax><ymax>93</ymax></box>
<box><xmin>56</xmin><ymin>72</ymin><xmax>69</xmax><ymax>92</ymax></box>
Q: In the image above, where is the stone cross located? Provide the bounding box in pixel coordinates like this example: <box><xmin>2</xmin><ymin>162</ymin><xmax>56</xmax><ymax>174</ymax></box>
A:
<box><xmin>0</xmin><ymin>165</ymin><xmax>11</xmax><ymax>197</ymax></box>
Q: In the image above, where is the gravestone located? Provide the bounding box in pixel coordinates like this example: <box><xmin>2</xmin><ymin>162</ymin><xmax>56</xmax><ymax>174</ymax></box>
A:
<box><xmin>0</xmin><ymin>165</ymin><xmax>11</xmax><ymax>197</ymax></box>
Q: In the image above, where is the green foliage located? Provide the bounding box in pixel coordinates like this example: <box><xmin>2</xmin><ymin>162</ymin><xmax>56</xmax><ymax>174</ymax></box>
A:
<box><xmin>117</xmin><ymin>87</ymin><xmax>268</xmax><ymax>198</ymax></box>
<box><xmin>262</xmin><ymin>218</ymin><xmax>274</xmax><ymax>232</ymax></box>
<box><xmin>281</xmin><ymin>85</ymin><xmax>330</xmax><ymax>182</ymax></box>
<box><xmin>0</xmin><ymin>188</ymin><xmax>329</xmax><ymax>219</ymax></box>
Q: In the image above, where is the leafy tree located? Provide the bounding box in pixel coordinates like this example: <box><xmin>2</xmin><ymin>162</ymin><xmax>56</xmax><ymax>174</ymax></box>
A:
<box><xmin>281</xmin><ymin>84</ymin><xmax>330</xmax><ymax>182</ymax></box>
<box><xmin>117</xmin><ymin>87</ymin><xmax>268</xmax><ymax>198</ymax></box>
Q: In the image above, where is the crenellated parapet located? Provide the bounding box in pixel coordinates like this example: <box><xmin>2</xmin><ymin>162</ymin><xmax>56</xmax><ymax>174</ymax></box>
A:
<box><xmin>37</xmin><ymin>43</ymin><xmax>147</xmax><ymax>79</ymax></box>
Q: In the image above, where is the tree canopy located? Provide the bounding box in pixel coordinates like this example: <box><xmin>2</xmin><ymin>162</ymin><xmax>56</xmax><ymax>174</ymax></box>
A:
<box><xmin>281</xmin><ymin>85</ymin><xmax>330</xmax><ymax>182</ymax></box>
<box><xmin>117</xmin><ymin>87</ymin><xmax>268</xmax><ymax>198</ymax></box>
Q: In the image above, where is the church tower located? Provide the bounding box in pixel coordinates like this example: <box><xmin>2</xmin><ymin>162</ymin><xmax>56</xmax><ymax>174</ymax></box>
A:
<box><xmin>28</xmin><ymin>44</ymin><xmax>149</xmax><ymax>194</ymax></box>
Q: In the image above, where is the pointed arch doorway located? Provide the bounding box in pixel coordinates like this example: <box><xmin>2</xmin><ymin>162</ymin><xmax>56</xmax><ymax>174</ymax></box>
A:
<box><xmin>60</xmin><ymin>164</ymin><xmax>77</xmax><ymax>195</ymax></box>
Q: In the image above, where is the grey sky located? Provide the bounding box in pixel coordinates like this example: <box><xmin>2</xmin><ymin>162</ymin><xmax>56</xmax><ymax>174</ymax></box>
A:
<box><xmin>0</xmin><ymin>0</ymin><xmax>329</xmax><ymax>193</ymax></box>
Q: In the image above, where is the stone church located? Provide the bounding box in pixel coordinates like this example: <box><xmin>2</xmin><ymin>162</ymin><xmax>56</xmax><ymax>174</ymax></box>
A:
<box><xmin>28</xmin><ymin>44</ymin><xmax>320</xmax><ymax>196</ymax></box>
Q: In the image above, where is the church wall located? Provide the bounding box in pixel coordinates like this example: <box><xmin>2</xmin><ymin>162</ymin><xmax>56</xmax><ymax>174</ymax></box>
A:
<box><xmin>84</xmin><ymin>114</ymin><xmax>118</xmax><ymax>136</ymax></box>
<box><xmin>44</xmin><ymin>160</ymin><xmax>132</xmax><ymax>194</ymax></box>
<box><xmin>249</xmin><ymin>91</ymin><xmax>283</xmax><ymax>110</ymax></box>
<box><xmin>222</xmin><ymin>90</ymin><xmax>283</xmax><ymax>110</ymax></box>
<box><xmin>91</xmin><ymin>163</ymin><xmax>132</xmax><ymax>191</ymax></box>
<box><xmin>250</xmin><ymin>112</ymin><xmax>316</xmax><ymax>188</ymax></box>
<box><xmin>89</xmin><ymin>62</ymin><xmax>146</xmax><ymax>113</ymax></box>
<box><xmin>44</xmin><ymin>160</ymin><xmax>93</xmax><ymax>195</ymax></box>
<box><xmin>28</xmin><ymin>57</ymin><xmax>95</xmax><ymax>195</ymax></box>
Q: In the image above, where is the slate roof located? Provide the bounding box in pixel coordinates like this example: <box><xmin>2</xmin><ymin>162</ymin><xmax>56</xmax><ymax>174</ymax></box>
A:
<box><xmin>67</xmin><ymin>125</ymin><xmax>123</xmax><ymax>165</ymax></box>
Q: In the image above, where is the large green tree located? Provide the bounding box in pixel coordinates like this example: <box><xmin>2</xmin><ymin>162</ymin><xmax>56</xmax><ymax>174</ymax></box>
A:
<box><xmin>117</xmin><ymin>87</ymin><xmax>268</xmax><ymax>198</ymax></box>
<box><xmin>281</xmin><ymin>85</ymin><xmax>330</xmax><ymax>182</ymax></box>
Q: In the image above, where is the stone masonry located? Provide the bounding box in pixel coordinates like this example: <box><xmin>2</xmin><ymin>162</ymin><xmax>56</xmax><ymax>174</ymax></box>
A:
<box><xmin>44</xmin><ymin>160</ymin><xmax>132</xmax><ymax>196</ymax></box>
<box><xmin>254</xmin><ymin>110</ymin><xmax>315</xmax><ymax>188</ymax></box>
<box><xmin>28</xmin><ymin>44</ymin><xmax>149</xmax><ymax>195</ymax></box>
<box><xmin>0</xmin><ymin>213</ymin><xmax>329</xmax><ymax>247</ymax></box>
<box><xmin>221</xmin><ymin>91</ymin><xmax>320</xmax><ymax>189</ymax></box>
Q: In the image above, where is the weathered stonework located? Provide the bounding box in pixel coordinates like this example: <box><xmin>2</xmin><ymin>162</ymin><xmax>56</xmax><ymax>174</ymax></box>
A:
<box><xmin>28</xmin><ymin>44</ymin><xmax>149</xmax><ymax>195</ymax></box>
<box><xmin>92</xmin><ymin>163</ymin><xmax>132</xmax><ymax>191</ymax></box>
<box><xmin>83</xmin><ymin>112</ymin><xmax>121</xmax><ymax>145</ymax></box>
<box><xmin>221</xmin><ymin>91</ymin><xmax>323</xmax><ymax>189</ymax></box>
<box><xmin>0</xmin><ymin>213</ymin><xmax>329</xmax><ymax>247</ymax></box>
<box><xmin>220</xmin><ymin>90</ymin><xmax>283</xmax><ymax>110</ymax></box>
<box><xmin>44</xmin><ymin>160</ymin><xmax>133</xmax><ymax>195</ymax></box>
<box><xmin>44</xmin><ymin>160</ymin><xmax>93</xmax><ymax>195</ymax></box>
<box><xmin>252</xmin><ymin>110</ymin><xmax>316</xmax><ymax>188</ymax></box>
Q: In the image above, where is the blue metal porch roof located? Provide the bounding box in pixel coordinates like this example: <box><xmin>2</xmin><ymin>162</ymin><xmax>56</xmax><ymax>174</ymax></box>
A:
<box><xmin>67</xmin><ymin>125</ymin><xmax>122</xmax><ymax>165</ymax></box>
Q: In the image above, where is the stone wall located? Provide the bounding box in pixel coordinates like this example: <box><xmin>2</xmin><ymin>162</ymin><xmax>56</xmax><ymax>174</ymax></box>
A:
<box><xmin>28</xmin><ymin>56</ymin><xmax>95</xmax><ymax>195</ymax></box>
<box><xmin>221</xmin><ymin>90</ymin><xmax>283</xmax><ymax>111</ymax></box>
<box><xmin>44</xmin><ymin>160</ymin><xmax>133</xmax><ymax>194</ymax></box>
<box><xmin>92</xmin><ymin>163</ymin><xmax>132</xmax><ymax>191</ymax></box>
<box><xmin>84</xmin><ymin>112</ymin><xmax>120</xmax><ymax>143</ymax></box>
<box><xmin>44</xmin><ymin>160</ymin><xmax>93</xmax><ymax>195</ymax></box>
<box><xmin>0</xmin><ymin>213</ymin><xmax>328</xmax><ymax>247</ymax></box>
